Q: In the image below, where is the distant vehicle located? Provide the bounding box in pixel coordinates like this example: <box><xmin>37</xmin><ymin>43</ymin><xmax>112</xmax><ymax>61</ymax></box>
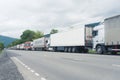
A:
<box><xmin>50</xmin><ymin>25</ymin><xmax>93</xmax><ymax>53</ymax></box>
<box><xmin>33</xmin><ymin>34</ymin><xmax>50</xmax><ymax>51</ymax></box>
<box><xmin>19</xmin><ymin>43</ymin><xmax>24</xmax><ymax>50</ymax></box>
<box><xmin>92</xmin><ymin>15</ymin><xmax>120</xmax><ymax>54</ymax></box>
<box><xmin>10</xmin><ymin>45</ymin><xmax>17</xmax><ymax>50</ymax></box>
<box><xmin>16</xmin><ymin>45</ymin><xmax>20</xmax><ymax>50</ymax></box>
<box><xmin>24</xmin><ymin>41</ymin><xmax>33</xmax><ymax>50</ymax></box>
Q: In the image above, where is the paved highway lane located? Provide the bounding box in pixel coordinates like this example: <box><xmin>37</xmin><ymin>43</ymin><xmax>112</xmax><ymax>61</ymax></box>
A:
<box><xmin>6</xmin><ymin>50</ymin><xmax>120</xmax><ymax>80</ymax></box>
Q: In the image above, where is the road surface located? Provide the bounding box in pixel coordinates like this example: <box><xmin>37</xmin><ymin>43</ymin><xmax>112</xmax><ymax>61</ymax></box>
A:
<box><xmin>5</xmin><ymin>50</ymin><xmax>120</xmax><ymax>80</ymax></box>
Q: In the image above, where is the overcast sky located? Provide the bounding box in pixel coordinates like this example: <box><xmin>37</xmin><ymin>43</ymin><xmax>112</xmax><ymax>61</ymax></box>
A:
<box><xmin>0</xmin><ymin>0</ymin><xmax>120</xmax><ymax>38</ymax></box>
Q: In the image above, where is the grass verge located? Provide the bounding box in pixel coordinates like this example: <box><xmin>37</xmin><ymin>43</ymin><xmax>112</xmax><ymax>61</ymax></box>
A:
<box><xmin>88</xmin><ymin>49</ymin><xmax>96</xmax><ymax>54</ymax></box>
<box><xmin>0</xmin><ymin>50</ymin><xmax>3</xmax><ymax>54</ymax></box>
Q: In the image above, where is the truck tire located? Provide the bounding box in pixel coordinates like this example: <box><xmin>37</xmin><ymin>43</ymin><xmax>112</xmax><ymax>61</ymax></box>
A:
<box><xmin>53</xmin><ymin>47</ymin><xmax>57</xmax><ymax>52</ymax></box>
<box><xmin>64</xmin><ymin>47</ymin><xmax>67</xmax><ymax>52</ymax></box>
<box><xmin>68</xmin><ymin>47</ymin><xmax>71</xmax><ymax>52</ymax></box>
<box><xmin>72</xmin><ymin>47</ymin><xmax>76</xmax><ymax>53</ymax></box>
<box><xmin>96</xmin><ymin>45</ymin><xmax>103</xmax><ymax>54</ymax></box>
<box><xmin>32</xmin><ymin>48</ymin><xmax>35</xmax><ymax>51</ymax></box>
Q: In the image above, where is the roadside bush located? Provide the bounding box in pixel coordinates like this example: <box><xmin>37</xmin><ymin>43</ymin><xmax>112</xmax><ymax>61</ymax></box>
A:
<box><xmin>0</xmin><ymin>43</ymin><xmax>4</xmax><ymax>50</ymax></box>
<box><xmin>88</xmin><ymin>49</ymin><xmax>96</xmax><ymax>54</ymax></box>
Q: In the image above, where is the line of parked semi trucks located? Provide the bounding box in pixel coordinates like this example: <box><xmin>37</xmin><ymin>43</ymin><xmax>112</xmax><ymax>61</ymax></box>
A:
<box><xmin>10</xmin><ymin>15</ymin><xmax>120</xmax><ymax>54</ymax></box>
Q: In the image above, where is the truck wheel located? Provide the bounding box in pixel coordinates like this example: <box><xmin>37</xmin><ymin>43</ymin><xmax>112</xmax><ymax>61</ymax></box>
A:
<box><xmin>53</xmin><ymin>47</ymin><xmax>57</xmax><ymax>52</ymax></box>
<box><xmin>32</xmin><ymin>48</ymin><xmax>35</xmax><ymax>51</ymax></box>
<box><xmin>68</xmin><ymin>47</ymin><xmax>71</xmax><ymax>52</ymax></box>
<box><xmin>64</xmin><ymin>48</ymin><xmax>67</xmax><ymax>52</ymax></box>
<box><xmin>72</xmin><ymin>47</ymin><xmax>76</xmax><ymax>53</ymax></box>
<box><xmin>96</xmin><ymin>45</ymin><xmax>103</xmax><ymax>54</ymax></box>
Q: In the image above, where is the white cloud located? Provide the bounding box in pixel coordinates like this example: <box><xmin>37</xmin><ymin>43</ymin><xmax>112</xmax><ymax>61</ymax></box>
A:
<box><xmin>0</xmin><ymin>0</ymin><xmax>120</xmax><ymax>38</ymax></box>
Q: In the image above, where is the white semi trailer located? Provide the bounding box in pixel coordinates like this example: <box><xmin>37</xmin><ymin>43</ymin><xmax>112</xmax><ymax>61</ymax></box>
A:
<box><xmin>33</xmin><ymin>34</ymin><xmax>50</xmax><ymax>51</ymax></box>
<box><xmin>50</xmin><ymin>25</ymin><xmax>93</xmax><ymax>53</ymax></box>
<box><xmin>19</xmin><ymin>43</ymin><xmax>24</xmax><ymax>50</ymax></box>
<box><xmin>93</xmin><ymin>15</ymin><xmax>120</xmax><ymax>54</ymax></box>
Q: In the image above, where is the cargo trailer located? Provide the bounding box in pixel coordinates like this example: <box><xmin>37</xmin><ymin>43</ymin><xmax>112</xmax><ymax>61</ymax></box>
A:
<box><xmin>50</xmin><ymin>25</ymin><xmax>93</xmax><ymax>53</ymax></box>
<box><xmin>33</xmin><ymin>34</ymin><xmax>50</xmax><ymax>51</ymax></box>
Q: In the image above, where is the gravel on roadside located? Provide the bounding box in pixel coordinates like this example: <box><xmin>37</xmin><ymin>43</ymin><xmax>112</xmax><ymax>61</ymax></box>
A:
<box><xmin>0</xmin><ymin>50</ymin><xmax>24</xmax><ymax>80</ymax></box>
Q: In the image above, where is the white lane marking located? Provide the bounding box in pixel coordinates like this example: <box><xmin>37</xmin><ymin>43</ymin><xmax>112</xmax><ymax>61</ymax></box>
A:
<box><xmin>25</xmin><ymin>65</ymin><xmax>28</xmax><ymax>68</ymax></box>
<box><xmin>35</xmin><ymin>73</ymin><xmax>40</xmax><ymax>76</ymax></box>
<box><xmin>20</xmin><ymin>62</ymin><xmax>24</xmax><ymax>65</ymax></box>
<box><xmin>41</xmin><ymin>77</ymin><xmax>46</xmax><ymax>80</ymax></box>
<box><xmin>22</xmin><ymin>63</ymin><xmax>25</xmax><ymax>66</ymax></box>
<box><xmin>31</xmin><ymin>70</ymin><xmax>35</xmax><ymax>73</ymax></box>
<box><xmin>13</xmin><ymin>57</ymin><xmax>45</xmax><ymax>79</ymax></box>
<box><xmin>112</xmin><ymin>64</ymin><xmax>120</xmax><ymax>67</ymax></box>
<box><xmin>27</xmin><ymin>67</ymin><xmax>31</xmax><ymax>70</ymax></box>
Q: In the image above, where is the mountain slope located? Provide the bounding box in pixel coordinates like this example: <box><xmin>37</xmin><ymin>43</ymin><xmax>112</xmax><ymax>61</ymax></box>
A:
<box><xmin>0</xmin><ymin>35</ymin><xmax>17</xmax><ymax>47</ymax></box>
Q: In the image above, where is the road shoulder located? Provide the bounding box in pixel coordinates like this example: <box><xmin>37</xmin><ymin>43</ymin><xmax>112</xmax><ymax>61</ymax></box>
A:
<box><xmin>11</xmin><ymin>57</ymin><xmax>41</xmax><ymax>80</ymax></box>
<box><xmin>0</xmin><ymin>51</ymin><xmax>24</xmax><ymax>80</ymax></box>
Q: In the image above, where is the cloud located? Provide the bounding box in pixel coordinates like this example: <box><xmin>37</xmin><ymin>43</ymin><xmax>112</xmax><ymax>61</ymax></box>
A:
<box><xmin>0</xmin><ymin>0</ymin><xmax>120</xmax><ymax>38</ymax></box>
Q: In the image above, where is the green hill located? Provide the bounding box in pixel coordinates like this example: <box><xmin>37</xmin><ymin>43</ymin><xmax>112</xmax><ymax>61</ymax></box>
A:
<box><xmin>0</xmin><ymin>35</ymin><xmax>17</xmax><ymax>47</ymax></box>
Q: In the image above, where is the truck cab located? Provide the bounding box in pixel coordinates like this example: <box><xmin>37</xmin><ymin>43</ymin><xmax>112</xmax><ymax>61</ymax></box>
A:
<box><xmin>92</xmin><ymin>23</ymin><xmax>105</xmax><ymax>53</ymax></box>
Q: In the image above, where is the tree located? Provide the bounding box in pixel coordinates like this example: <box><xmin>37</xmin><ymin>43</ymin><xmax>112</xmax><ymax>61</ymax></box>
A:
<box><xmin>8</xmin><ymin>29</ymin><xmax>44</xmax><ymax>48</ymax></box>
<box><xmin>34</xmin><ymin>31</ymin><xmax>44</xmax><ymax>39</ymax></box>
<box><xmin>50</xmin><ymin>29</ymin><xmax>58</xmax><ymax>34</ymax></box>
<box><xmin>0</xmin><ymin>42</ymin><xmax>4</xmax><ymax>50</ymax></box>
<box><xmin>20</xmin><ymin>30</ymin><xmax>36</xmax><ymax>41</ymax></box>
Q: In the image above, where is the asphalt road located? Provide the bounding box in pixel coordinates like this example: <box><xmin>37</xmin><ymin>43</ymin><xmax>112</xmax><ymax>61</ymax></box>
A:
<box><xmin>6</xmin><ymin>50</ymin><xmax>120</xmax><ymax>80</ymax></box>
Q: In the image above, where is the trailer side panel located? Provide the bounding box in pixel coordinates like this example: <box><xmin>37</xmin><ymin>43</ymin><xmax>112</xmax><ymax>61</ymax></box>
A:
<box><xmin>50</xmin><ymin>27</ymin><xmax>85</xmax><ymax>47</ymax></box>
<box><xmin>105</xmin><ymin>15</ymin><xmax>120</xmax><ymax>45</ymax></box>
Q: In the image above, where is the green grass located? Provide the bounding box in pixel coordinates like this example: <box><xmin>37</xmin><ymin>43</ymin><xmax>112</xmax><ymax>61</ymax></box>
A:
<box><xmin>117</xmin><ymin>52</ymin><xmax>120</xmax><ymax>54</ymax></box>
<box><xmin>88</xmin><ymin>49</ymin><xmax>96</xmax><ymax>54</ymax></box>
<box><xmin>0</xmin><ymin>51</ymin><xmax>2</xmax><ymax>53</ymax></box>
<box><xmin>0</xmin><ymin>49</ymin><xmax>3</xmax><ymax>54</ymax></box>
